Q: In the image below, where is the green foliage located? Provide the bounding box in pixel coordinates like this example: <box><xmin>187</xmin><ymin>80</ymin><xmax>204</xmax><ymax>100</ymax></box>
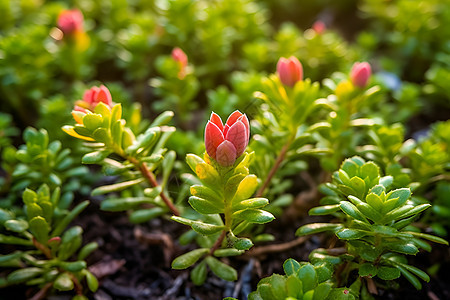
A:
<box><xmin>0</xmin><ymin>185</ymin><xmax>97</xmax><ymax>297</ymax></box>
<box><xmin>0</xmin><ymin>127</ymin><xmax>90</xmax><ymax>208</ymax></box>
<box><xmin>298</xmin><ymin>156</ymin><xmax>448</xmax><ymax>290</ymax></box>
<box><xmin>64</xmin><ymin>103</ymin><xmax>179</xmax><ymax>220</ymax></box>
<box><xmin>171</xmin><ymin>151</ymin><xmax>273</xmax><ymax>283</ymax></box>
<box><xmin>249</xmin><ymin>258</ymin><xmax>351</xmax><ymax>300</ymax></box>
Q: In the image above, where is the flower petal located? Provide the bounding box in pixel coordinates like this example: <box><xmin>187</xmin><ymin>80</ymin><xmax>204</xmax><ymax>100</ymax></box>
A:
<box><xmin>82</xmin><ymin>88</ymin><xmax>97</xmax><ymax>104</ymax></box>
<box><xmin>225</xmin><ymin>120</ymin><xmax>248</xmax><ymax>157</ymax></box>
<box><xmin>205</xmin><ymin>121</ymin><xmax>224</xmax><ymax>159</ymax></box>
<box><xmin>216</xmin><ymin>140</ymin><xmax>237</xmax><ymax>167</ymax></box>
<box><xmin>237</xmin><ymin>114</ymin><xmax>250</xmax><ymax>140</ymax></box>
<box><xmin>225</xmin><ymin>110</ymin><xmax>243</xmax><ymax>127</ymax></box>
<box><xmin>96</xmin><ymin>85</ymin><xmax>113</xmax><ymax>107</ymax></box>
<box><xmin>209</xmin><ymin>112</ymin><xmax>224</xmax><ymax>132</ymax></box>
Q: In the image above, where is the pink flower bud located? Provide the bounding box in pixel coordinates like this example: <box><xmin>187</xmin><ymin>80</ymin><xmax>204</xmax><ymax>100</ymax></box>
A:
<box><xmin>172</xmin><ymin>47</ymin><xmax>188</xmax><ymax>79</ymax></box>
<box><xmin>204</xmin><ymin>111</ymin><xmax>250</xmax><ymax>167</ymax></box>
<box><xmin>276</xmin><ymin>56</ymin><xmax>303</xmax><ymax>87</ymax></box>
<box><xmin>74</xmin><ymin>85</ymin><xmax>113</xmax><ymax>113</ymax></box>
<box><xmin>57</xmin><ymin>9</ymin><xmax>84</xmax><ymax>36</ymax></box>
<box><xmin>350</xmin><ymin>62</ymin><xmax>372</xmax><ymax>88</ymax></box>
<box><xmin>312</xmin><ymin>20</ymin><xmax>326</xmax><ymax>35</ymax></box>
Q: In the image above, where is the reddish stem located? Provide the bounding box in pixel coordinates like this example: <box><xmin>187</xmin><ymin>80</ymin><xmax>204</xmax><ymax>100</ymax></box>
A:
<box><xmin>255</xmin><ymin>139</ymin><xmax>292</xmax><ymax>197</ymax></box>
<box><xmin>30</xmin><ymin>282</ymin><xmax>53</xmax><ymax>300</ymax></box>
<box><xmin>129</xmin><ymin>157</ymin><xmax>180</xmax><ymax>216</ymax></box>
<box><xmin>210</xmin><ymin>230</ymin><xmax>227</xmax><ymax>255</ymax></box>
<box><xmin>32</xmin><ymin>238</ymin><xmax>52</xmax><ymax>259</ymax></box>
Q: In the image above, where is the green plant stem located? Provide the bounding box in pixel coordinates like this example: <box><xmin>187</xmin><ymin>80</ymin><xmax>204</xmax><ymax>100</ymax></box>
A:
<box><xmin>128</xmin><ymin>156</ymin><xmax>180</xmax><ymax>216</ymax></box>
<box><xmin>256</xmin><ymin>136</ymin><xmax>293</xmax><ymax>197</ymax></box>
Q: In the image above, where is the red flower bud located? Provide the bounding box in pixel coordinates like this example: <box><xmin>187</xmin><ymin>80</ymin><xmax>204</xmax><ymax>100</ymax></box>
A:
<box><xmin>172</xmin><ymin>47</ymin><xmax>188</xmax><ymax>79</ymax></box>
<box><xmin>205</xmin><ymin>111</ymin><xmax>250</xmax><ymax>167</ymax></box>
<box><xmin>350</xmin><ymin>62</ymin><xmax>372</xmax><ymax>88</ymax></box>
<box><xmin>277</xmin><ymin>56</ymin><xmax>303</xmax><ymax>87</ymax></box>
<box><xmin>74</xmin><ymin>85</ymin><xmax>113</xmax><ymax>113</ymax></box>
<box><xmin>312</xmin><ymin>20</ymin><xmax>326</xmax><ymax>35</ymax></box>
<box><xmin>57</xmin><ymin>9</ymin><xmax>84</xmax><ymax>36</ymax></box>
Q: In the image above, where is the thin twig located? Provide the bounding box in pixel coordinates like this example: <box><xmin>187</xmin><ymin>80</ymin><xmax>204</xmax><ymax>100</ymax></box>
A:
<box><xmin>29</xmin><ymin>282</ymin><xmax>53</xmax><ymax>300</ymax></box>
<box><xmin>210</xmin><ymin>230</ymin><xmax>227</xmax><ymax>255</ymax></box>
<box><xmin>366</xmin><ymin>277</ymin><xmax>378</xmax><ymax>295</ymax></box>
<box><xmin>243</xmin><ymin>236</ymin><xmax>310</xmax><ymax>258</ymax></box>
<box><xmin>128</xmin><ymin>157</ymin><xmax>180</xmax><ymax>216</ymax></box>
<box><xmin>32</xmin><ymin>238</ymin><xmax>52</xmax><ymax>260</ymax></box>
<box><xmin>255</xmin><ymin>139</ymin><xmax>292</xmax><ymax>197</ymax></box>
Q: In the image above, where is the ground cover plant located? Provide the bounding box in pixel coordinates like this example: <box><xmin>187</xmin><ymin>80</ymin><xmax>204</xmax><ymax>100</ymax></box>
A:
<box><xmin>1</xmin><ymin>0</ymin><xmax>449</xmax><ymax>299</ymax></box>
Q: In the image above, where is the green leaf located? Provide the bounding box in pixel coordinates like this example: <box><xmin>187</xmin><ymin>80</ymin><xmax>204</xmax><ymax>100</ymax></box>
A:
<box><xmin>52</xmin><ymin>201</ymin><xmax>89</xmax><ymax>237</ymax></box>
<box><xmin>100</xmin><ymin>197</ymin><xmax>152</xmax><ymax>212</ymax></box>
<box><xmin>92</xmin><ymin>178</ymin><xmax>145</xmax><ymax>196</ymax></box>
<box><xmin>232</xmin><ymin>198</ymin><xmax>269</xmax><ymax>211</ymax></box>
<box><xmin>186</xmin><ymin>154</ymin><xmax>205</xmax><ymax>173</ymax></box>
<box><xmin>94</xmin><ymin>102</ymin><xmax>111</xmax><ymax>125</ymax></box>
<box><xmin>172</xmin><ymin>248</ymin><xmax>209</xmax><ymax>269</ymax></box>
<box><xmin>386</xmin><ymin>188</ymin><xmax>411</xmax><ymax>207</ymax></box>
<box><xmin>190</xmin><ymin>185</ymin><xmax>223</xmax><ymax>203</ymax></box>
<box><xmin>54</xmin><ymin>272</ymin><xmax>74</xmax><ymax>291</ymax></box>
<box><xmin>58</xmin><ymin>226</ymin><xmax>83</xmax><ymax>260</ymax></box>
<box><xmin>189</xmin><ymin>196</ymin><xmax>224</xmax><ymax>214</ymax></box>
<box><xmin>191</xmin><ymin>260</ymin><xmax>207</xmax><ymax>285</ymax></box>
<box><xmin>129</xmin><ymin>207</ymin><xmax>166</xmax><ymax>223</ymax></box>
<box><xmin>191</xmin><ymin>222</ymin><xmax>225</xmax><ymax>235</ymax></box>
<box><xmin>366</xmin><ymin>193</ymin><xmax>383</xmax><ymax>211</ymax></box>
<box><xmin>213</xmin><ymin>249</ymin><xmax>245</xmax><ymax>257</ymax></box>
<box><xmin>336</xmin><ymin>228</ymin><xmax>368</xmax><ymax>240</ymax></box>
<box><xmin>283</xmin><ymin>258</ymin><xmax>301</xmax><ymax>276</ymax></box>
<box><xmin>360</xmin><ymin>162</ymin><xmax>379</xmax><ymax>180</ymax></box>
<box><xmin>377</xmin><ymin>266</ymin><xmax>401</xmax><ymax>281</ymax></box>
<box><xmin>309</xmin><ymin>204</ymin><xmax>340</xmax><ymax>216</ymax></box>
<box><xmin>59</xmin><ymin>261</ymin><xmax>86</xmax><ymax>272</ymax></box>
<box><xmin>150</xmin><ymin>111</ymin><xmax>174</xmax><ymax>127</ymax></box>
<box><xmin>403</xmin><ymin>231</ymin><xmax>449</xmax><ymax>245</ymax></box>
<box><xmin>82</xmin><ymin>151</ymin><xmax>110</xmax><ymax>164</ymax></box>
<box><xmin>232</xmin><ymin>175</ymin><xmax>258</xmax><ymax>203</ymax></box>
<box><xmin>6</xmin><ymin>268</ymin><xmax>43</xmax><ymax>284</ymax></box>
<box><xmin>349</xmin><ymin>177</ymin><xmax>366</xmax><ymax>198</ymax></box>
<box><xmin>22</xmin><ymin>188</ymin><xmax>37</xmax><ymax>205</ymax></box>
<box><xmin>296</xmin><ymin>223</ymin><xmax>342</xmax><ymax>236</ymax></box>
<box><xmin>314</xmin><ymin>263</ymin><xmax>334</xmax><ymax>283</ymax></box>
<box><xmin>0</xmin><ymin>234</ymin><xmax>32</xmax><ymax>246</ymax></box>
<box><xmin>205</xmin><ymin>256</ymin><xmax>237</xmax><ymax>281</ymax></box>
<box><xmin>85</xmin><ymin>270</ymin><xmax>99</xmax><ymax>292</ymax></box>
<box><xmin>29</xmin><ymin>216</ymin><xmax>49</xmax><ymax>244</ymax></box>
<box><xmin>395</xmin><ymin>265</ymin><xmax>421</xmax><ymax>289</ymax></box>
<box><xmin>110</xmin><ymin>104</ymin><xmax>122</xmax><ymax>123</ymax></box>
<box><xmin>92</xmin><ymin>128</ymin><xmax>111</xmax><ymax>144</ymax></box>
<box><xmin>4</xmin><ymin>219</ymin><xmax>28</xmax><ymax>233</ymax></box>
<box><xmin>233</xmin><ymin>237</ymin><xmax>253</xmax><ymax>250</ymax></box>
<box><xmin>286</xmin><ymin>275</ymin><xmax>303</xmax><ymax>298</ymax></box>
<box><xmin>83</xmin><ymin>113</ymin><xmax>103</xmax><ymax>131</ymax></box>
<box><xmin>111</xmin><ymin>120</ymin><xmax>124</xmax><ymax>147</ymax></box>
<box><xmin>340</xmin><ymin>201</ymin><xmax>369</xmax><ymax>223</ymax></box>
<box><xmin>298</xmin><ymin>263</ymin><xmax>317</xmax><ymax>293</ymax></box>
<box><xmin>232</xmin><ymin>209</ymin><xmax>274</xmax><ymax>224</ymax></box>
<box><xmin>78</xmin><ymin>242</ymin><xmax>98</xmax><ymax>261</ymax></box>
<box><xmin>359</xmin><ymin>263</ymin><xmax>377</xmax><ymax>277</ymax></box>
<box><xmin>195</xmin><ymin>162</ymin><xmax>220</xmax><ymax>187</ymax></box>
